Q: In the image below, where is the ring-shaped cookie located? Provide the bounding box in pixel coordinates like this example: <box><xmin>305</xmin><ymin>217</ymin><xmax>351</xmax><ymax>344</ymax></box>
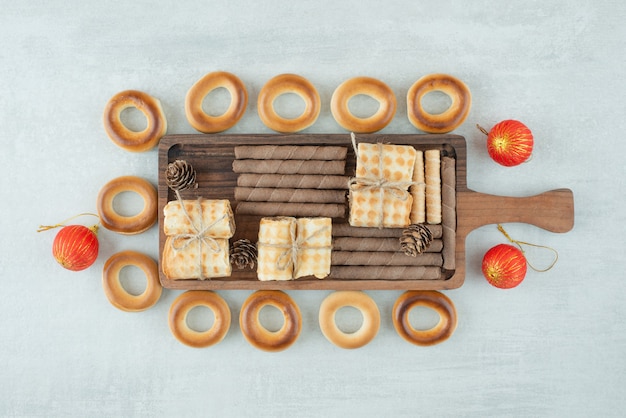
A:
<box><xmin>169</xmin><ymin>291</ymin><xmax>231</xmax><ymax>348</ymax></box>
<box><xmin>239</xmin><ymin>290</ymin><xmax>301</xmax><ymax>352</ymax></box>
<box><xmin>185</xmin><ymin>71</ymin><xmax>248</xmax><ymax>133</ymax></box>
<box><xmin>392</xmin><ymin>290</ymin><xmax>457</xmax><ymax>346</ymax></box>
<box><xmin>330</xmin><ymin>76</ymin><xmax>396</xmax><ymax>133</ymax></box>
<box><xmin>102</xmin><ymin>250</ymin><xmax>162</xmax><ymax>312</ymax></box>
<box><xmin>97</xmin><ymin>175</ymin><xmax>157</xmax><ymax>235</ymax></box>
<box><xmin>257</xmin><ymin>74</ymin><xmax>321</xmax><ymax>133</ymax></box>
<box><xmin>103</xmin><ymin>90</ymin><xmax>167</xmax><ymax>152</ymax></box>
<box><xmin>407</xmin><ymin>73</ymin><xmax>471</xmax><ymax>133</ymax></box>
<box><xmin>319</xmin><ymin>291</ymin><xmax>380</xmax><ymax>349</ymax></box>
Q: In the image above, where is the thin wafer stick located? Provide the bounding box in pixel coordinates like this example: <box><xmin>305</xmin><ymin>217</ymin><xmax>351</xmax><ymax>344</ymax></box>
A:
<box><xmin>329</xmin><ymin>265</ymin><xmax>442</xmax><ymax>280</ymax></box>
<box><xmin>331</xmin><ymin>251</ymin><xmax>443</xmax><ymax>266</ymax></box>
<box><xmin>441</xmin><ymin>156</ymin><xmax>456</xmax><ymax>270</ymax></box>
<box><xmin>237</xmin><ymin>174</ymin><xmax>350</xmax><ymax>189</ymax></box>
<box><xmin>425</xmin><ymin>149</ymin><xmax>441</xmax><ymax>224</ymax></box>
<box><xmin>234</xmin><ymin>145</ymin><xmax>347</xmax><ymax>160</ymax></box>
<box><xmin>235</xmin><ymin>202</ymin><xmax>346</xmax><ymax>218</ymax></box>
<box><xmin>232</xmin><ymin>159</ymin><xmax>346</xmax><ymax>175</ymax></box>
<box><xmin>332</xmin><ymin>237</ymin><xmax>443</xmax><ymax>253</ymax></box>
<box><xmin>234</xmin><ymin>187</ymin><xmax>346</xmax><ymax>203</ymax></box>
<box><xmin>332</xmin><ymin>223</ymin><xmax>442</xmax><ymax>239</ymax></box>
<box><xmin>410</xmin><ymin>150</ymin><xmax>425</xmax><ymax>223</ymax></box>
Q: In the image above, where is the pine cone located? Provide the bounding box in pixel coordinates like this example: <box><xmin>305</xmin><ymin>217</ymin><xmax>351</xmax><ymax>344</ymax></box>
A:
<box><xmin>166</xmin><ymin>160</ymin><xmax>197</xmax><ymax>191</ymax></box>
<box><xmin>229</xmin><ymin>239</ymin><xmax>258</xmax><ymax>270</ymax></box>
<box><xmin>399</xmin><ymin>224</ymin><xmax>433</xmax><ymax>257</ymax></box>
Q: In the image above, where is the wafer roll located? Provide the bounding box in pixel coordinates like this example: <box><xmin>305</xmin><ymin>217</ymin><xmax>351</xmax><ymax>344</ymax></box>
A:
<box><xmin>237</xmin><ymin>174</ymin><xmax>350</xmax><ymax>189</ymax></box>
<box><xmin>234</xmin><ymin>145</ymin><xmax>347</xmax><ymax>160</ymax></box>
<box><xmin>329</xmin><ymin>266</ymin><xmax>442</xmax><ymax>280</ymax></box>
<box><xmin>332</xmin><ymin>237</ymin><xmax>443</xmax><ymax>253</ymax></box>
<box><xmin>332</xmin><ymin>223</ymin><xmax>442</xmax><ymax>239</ymax></box>
<box><xmin>235</xmin><ymin>202</ymin><xmax>346</xmax><ymax>218</ymax></box>
<box><xmin>410</xmin><ymin>150</ymin><xmax>426</xmax><ymax>224</ymax></box>
<box><xmin>441</xmin><ymin>156</ymin><xmax>456</xmax><ymax>270</ymax></box>
<box><xmin>425</xmin><ymin>149</ymin><xmax>441</xmax><ymax>224</ymax></box>
<box><xmin>331</xmin><ymin>251</ymin><xmax>443</xmax><ymax>266</ymax></box>
<box><xmin>234</xmin><ymin>187</ymin><xmax>347</xmax><ymax>204</ymax></box>
<box><xmin>232</xmin><ymin>159</ymin><xmax>346</xmax><ymax>175</ymax></box>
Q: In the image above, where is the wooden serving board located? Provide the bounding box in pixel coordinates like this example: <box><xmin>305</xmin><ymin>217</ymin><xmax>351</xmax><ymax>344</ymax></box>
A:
<box><xmin>158</xmin><ymin>134</ymin><xmax>574</xmax><ymax>291</ymax></box>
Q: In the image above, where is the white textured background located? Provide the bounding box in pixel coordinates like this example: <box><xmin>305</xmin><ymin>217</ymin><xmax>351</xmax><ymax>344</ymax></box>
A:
<box><xmin>1</xmin><ymin>1</ymin><xmax>625</xmax><ymax>416</ymax></box>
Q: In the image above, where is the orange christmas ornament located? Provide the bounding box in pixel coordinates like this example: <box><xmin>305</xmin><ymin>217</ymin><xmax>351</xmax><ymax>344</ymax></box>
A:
<box><xmin>478</xmin><ymin>120</ymin><xmax>533</xmax><ymax>167</ymax></box>
<box><xmin>481</xmin><ymin>243</ymin><xmax>527</xmax><ymax>289</ymax></box>
<box><xmin>481</xmin><ymin>224</ymin><xmax>558</xmax><ymax>289</ymax></box>
<box><xmin>38</xmin><ymin>213</ymin><xmax>100</xmax><ymax>272</ymax></box>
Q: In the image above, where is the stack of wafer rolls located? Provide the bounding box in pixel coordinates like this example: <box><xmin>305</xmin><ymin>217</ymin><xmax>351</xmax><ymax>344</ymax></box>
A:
<box><xmin>328</xmin><ymin>222</ymin><xmax>444</xmax><ymax>280</ymax></box>
<box><xmin>233</xmin><ymin>145</ymin><xmax>349</xmax><ymax>218</ymax></box>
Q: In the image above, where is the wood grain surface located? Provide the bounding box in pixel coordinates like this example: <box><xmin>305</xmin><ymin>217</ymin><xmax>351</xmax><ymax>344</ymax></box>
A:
<box><xmin>158</xmin><ymin>133</ymin><xmax>574</xmax><ymax>290</ymax></box>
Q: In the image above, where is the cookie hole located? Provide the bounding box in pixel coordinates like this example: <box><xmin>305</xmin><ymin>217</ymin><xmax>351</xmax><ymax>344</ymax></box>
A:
<box><xmin>120</xmin><ymin>106</ymin><xmax>148</xmax><ymax>132</ymax></box>
<box><xmin>259</xmin><ymin>305</ymin><xmax>285</xmax><ymax>332</ymax></box>
<box><xmin>186</xmin><ymin>306</ymin><xmax>215</xmax><ymax>333</ymax></box>
<box><xmin>420</xmin><ymin>90</ymin><xmax>452</xmax><ymax>115</ymax></box>
<box><xmin>112</xmin><ymin>191</ymin><xmax>145</xmax><ymax>217</ymax></box>
<box><xmin>348</xmin><ymin>94</ymin><xmax>380</xmax><ymax>118</ymax></box>
<box><xmin>334</xmin><ymin>306</ymin><xmax>364</xmax><ymax>334</ymax></box>
<box><xmin>202</xmin><ymin>87</ymin><xmax>232</xmax><ymax>117</ymax></box>
<box><xmin>119</xmin><ymin>265</ymin><xmax>147</xmax><ymax>296</ymax></box>
<box><xmin>273</xmin><ymin>93</ymin><xmax>306</xmax><ymax>120</ymax></box>
<box><xmin>408</xmin><ymin>306</ymin><xmax>441</xmax><ymax>331</ymax></box>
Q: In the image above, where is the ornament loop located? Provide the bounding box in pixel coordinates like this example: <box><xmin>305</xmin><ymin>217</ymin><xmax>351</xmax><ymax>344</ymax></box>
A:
<box><xmin>497</xmin><ymin>224</ymin><xmax>558</xmax><ymax>272</ymax></box>
<box><xmin>37</xmin><ymin>213</ymin><xmax>100</xmax><ymax>233</ymax></box>
<box><xmin>476</xmin><ymin>124</ymin><xmax>489</xmax><ymax>136</ymax></box>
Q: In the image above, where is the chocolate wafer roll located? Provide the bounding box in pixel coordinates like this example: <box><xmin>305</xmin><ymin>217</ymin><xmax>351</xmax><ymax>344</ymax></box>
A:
<box><xmin>232</xmin><ymin>159</ymin><xmax>346</xmax><ymax>175</ymax></box>
<box><xmin>235</xmin><ymin>202</ymin><xmax>346</xmax><ymax>218</ymax></box>
<box><xmin>332</xmin><ymin>223</ymin><xmax>442</xmax><ymax>239</ymax></box>
<box><xmin>332</xmin><ymin>237</ymin><xmax>443</xmax><ymax>253</ymax></box>
<box><xmin>234</xmin><ymin>187</ymin><xmax>347</xmax><ymax>204</ymax></box>
<box><xmin>234</xmin><ymin>145</ymin><xmax>347</xmax><ymax>160</ymax></box>
<box><xmin>329</xmin><ymin>266</ymin><xmax>442</xmax><ymax>280</ymax></box>
<box><xmin>331</xmin><ymin>251</ymin><xmax>443</xmax><ymax>266</ymax></box>
<box><xmin>237</xmin><ymin>174</ymin><xmax>350</xmax><ymax>189</ymax></box>
<box><xmin>441</xmin><ymin>156</ymin><xmax>456</xmax><ymax>270</ymax></box>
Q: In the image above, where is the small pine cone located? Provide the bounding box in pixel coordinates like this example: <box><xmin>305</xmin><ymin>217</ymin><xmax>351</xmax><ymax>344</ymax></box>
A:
<box><xmin>399</xmin><ymin>224</ymin><xmax>433</xmax><ymax>257</ymax></box>
<box><xmin>166</xmin><ymin>160</ymin><xmax>197</xmax><ymax>191</ymax></box>
<box><xmin>229</xmin><ymin>239</ymin><xmax>258</xmax><ymax>270</ymax></box>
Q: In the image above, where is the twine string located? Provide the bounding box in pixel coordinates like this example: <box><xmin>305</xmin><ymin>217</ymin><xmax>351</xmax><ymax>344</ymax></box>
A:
<box><xmin>497</xmin><ymin>224</ymin><xmax>559</xmax><ymax>272</ymax></box>
<box><xmin>170</xmin><ymin>191</ymin><xmax>226</xmax><ymax>280</ymax></box>
<box><xmin>37</xmin><ymin>213</ymin><xmax>100</xmax><ymax>232</ymax></box>
<box><xmin>258</xmin><ymin>222</ymin><xmax>331</xmax><ymax>277</ymax></box>
<box><xmin>349</xmin><ymin>132</ymin><xmax>421</xmax><ymax>228</ymax></box>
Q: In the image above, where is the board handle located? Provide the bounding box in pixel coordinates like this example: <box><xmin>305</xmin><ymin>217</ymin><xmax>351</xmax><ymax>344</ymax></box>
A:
<box><xmin>457</xmin><ymin>188</ymin><xmax>574</xmax><ymax>234</ymax></box>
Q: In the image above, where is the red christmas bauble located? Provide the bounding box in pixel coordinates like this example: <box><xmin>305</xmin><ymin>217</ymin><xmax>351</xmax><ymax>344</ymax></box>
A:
<box><xmin>52</xmin><ymin>225</ymin><xmax>99</xmax><ymax>271</ymax></box>
<box><xmin>486</xmin><ymin>120</ymin><xmax>533</xmax><ymax>167</ymax></box>
<box><xmin>481</xmin><ymin>243</ymin><xmax>527</xmax><ymax>289</ymax></box>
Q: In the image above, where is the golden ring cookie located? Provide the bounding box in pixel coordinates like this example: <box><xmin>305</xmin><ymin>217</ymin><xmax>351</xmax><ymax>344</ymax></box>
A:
<box><xmin>257</xmin><ymin>73</ymin><xmax>321</xmax><ymax>133</ymax></box>
<box><xmin>330</xmin><ymin>76</ymin><xmax>396</xmax><ymax>133</ymax></box>
<box><xmin>407</xmin><ymin>73</ymin><xmax>471</xmax><ymax>133</ymax></box>
<box><xmin>103</xmin><ymin>90</ymin><xmax>167</xmax><ymax>152</ymax></box>
<box><xmin>319</xmin><ymin>291</ymin><xmax>380</xmax><ymax>349</ymax></box>
<box><xmin>185</xmin><ymin>71</ymin><xmax>248</xmax><ymax>133</ymax></box>
<box><xmin>239</xmin><ymin>290</ymin><xmax>301</xmax><ymax>352</ymax></box>
<box><xmin>169</xmin><ymin>291</ymin><xmax>231</xmax><ymax>348</ymax></box>
<box><xmin>97</xmin><ymin>175</ymin><xmax>157</xmax><ymax>235</ymax></box>
<box><xmin>392</xmin><ymin>290</ymin><xmax>457</xmax><ymax>346</ymax></box>
<box><xmin>102</xmin><ymin>250</ymin><xmax>162</xmax><ymax>312</ymax></box>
